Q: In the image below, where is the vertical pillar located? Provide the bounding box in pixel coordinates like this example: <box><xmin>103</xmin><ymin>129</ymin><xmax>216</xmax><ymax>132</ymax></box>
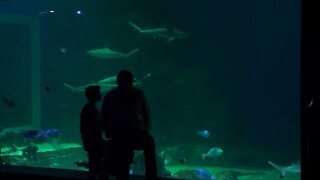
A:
<box><xmin>0</xmin><ymin>14</ymin><xmax>41</xmax><ymax>130</ymax></box>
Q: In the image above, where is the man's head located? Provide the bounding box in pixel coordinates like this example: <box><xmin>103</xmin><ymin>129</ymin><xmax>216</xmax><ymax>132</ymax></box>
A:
<box><xmin>85</xmin><ymin>85</ymin><xmax>102</xmax><ymax>102</ymax></box>
<box><xmin>117</xmin><ymin>70</ymin><xmax>134</xmax><ymax>87</ymax></box>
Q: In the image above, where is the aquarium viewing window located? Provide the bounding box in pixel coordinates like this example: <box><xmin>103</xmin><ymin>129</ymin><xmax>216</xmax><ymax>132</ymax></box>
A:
<box><xmin>0</xmin><ymin>1</ymin><xmax>301</xmax><ymax>179</ymax></box>
<box><xmin>0</xmin><ymin>14</ymin><xmax>41</xmax><ymax>133</ymax></box>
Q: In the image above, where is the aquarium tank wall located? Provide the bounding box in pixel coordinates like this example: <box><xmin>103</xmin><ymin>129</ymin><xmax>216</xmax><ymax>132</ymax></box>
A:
<box><xmin>0</xmin><ymin>0</ymin><xmax>300</xmax><ymax>180</ymax></box>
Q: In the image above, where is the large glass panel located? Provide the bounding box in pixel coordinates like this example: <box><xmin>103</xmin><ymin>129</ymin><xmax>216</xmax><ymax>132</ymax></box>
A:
<box><xmin>0</xmin><ymin>1</ymin><xmax>300</xmax><ymax>180</ymax></box>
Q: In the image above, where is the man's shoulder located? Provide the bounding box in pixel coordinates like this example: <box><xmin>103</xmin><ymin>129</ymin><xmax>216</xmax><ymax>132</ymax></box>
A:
<box><xmin>107</xmin><ymin>87</ymin><xmax>143</xmax><ymax>94</ymax></box>
<box><xmin>104</xmin><ymin>88</ymin><xmax>118</xmax><ymax>98</ymax></box>
<box><xmin>81</xmin><ymin>103</ymin><xmax>97</xmax><ymax>113</ymax></box>
<box><xmin>128</xmin><ymin>88</ymin><xmax>145</xmax><ymax>98</ymax></box>
<box><xmin>132</xmin><ymin>87</ymin><xmax>144</xmax><ymax>93</ymax></box>
<box><xmin>81</xmin><ymin>103</ymin><xmax>90</xmax><ymax>111</ymax></box>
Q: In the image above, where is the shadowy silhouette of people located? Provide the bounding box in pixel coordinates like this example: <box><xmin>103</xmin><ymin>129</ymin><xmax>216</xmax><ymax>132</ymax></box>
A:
<box><xmin>80</xmin><ymin>85</ymin><xmax>103</xmax><ymax>180</ymax></box>
<box><xmin>100</xmin><ymin>70</ymin><xmax>158</xmax><ymax>180</ymax></box>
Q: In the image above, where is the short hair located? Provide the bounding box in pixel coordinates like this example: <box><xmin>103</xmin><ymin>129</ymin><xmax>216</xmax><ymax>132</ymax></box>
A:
<box><xmin>117</xmin><ymin>70</ymin><xmax>134</xmax><ymax>86</ymax></box>
<box><xmin>85</xmin><ymin>85</ymin><xmax>101</xmax><ymax>101</ymax></box>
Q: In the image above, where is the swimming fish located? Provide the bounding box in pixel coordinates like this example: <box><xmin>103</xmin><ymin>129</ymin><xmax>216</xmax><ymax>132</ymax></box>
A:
<box><xmin>23</xmin><ymin>129</ymin><xmax>62</xmax><ymax>142</ymax></box>
<box><xmin>44</xmin><ymin>86</ymin><xmax>51</xmax><ymax>92</ymax></box>
<box><xmin>1</xmin><ymin>95</ymin><xmax>15</xmax><ymax>107</ymax></box>
<box><xmin>129</xmin><ymin>22</ymin><xmax>190</xmax><ymax>42</ymax></box>
<box><xmin>193</xmin><ymin>168</ymin><xmax>216</xmax><ymax>180</ymax></box>
<box><xmin>268</xmin><ymin>161</ymin><xmax>301</xmax><ymax>179</ymax></box>
<box><xmin>44</xmin><ymin>128</ymin><xmax>62</xmax><ymax>138</ymax></box>
<box><xmin>86</xmin><ymin>47</ymin><xmax>139</xmax><ymax>59</ymax></box>
<box><xmin>74</xmin><ymin>160</ymin><xmax>89</xmax><ymax>169</ymax></box>
<box><xmin>64</xmin><ymin>73</ymin><xmax>151</xmax><ymax>93</ymax></box>
<box><xmin>202</xmin><ymin>147</ymin><xmax>223</xmax><ymax>159</ymax></box>
<box><xmin>198</xmin><ymin>130</ymin><xmax>210</xmax><ymax>138</ymax></box>
<box><xmin>179</xmin><ymin>157</ymin><xmax>187</xmax><ymax>164</ymax></box>
<box><xmin>23</xmin><ymin>130</ymin><xmax>39</xmax><ymax>138</ymax></box>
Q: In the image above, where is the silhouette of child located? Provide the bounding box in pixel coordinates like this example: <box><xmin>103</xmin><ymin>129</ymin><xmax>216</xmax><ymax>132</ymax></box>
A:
<box><xmin>80</xmin><ymin>85</ymin><xmax>102</xmax><ymax>180</ymax></box>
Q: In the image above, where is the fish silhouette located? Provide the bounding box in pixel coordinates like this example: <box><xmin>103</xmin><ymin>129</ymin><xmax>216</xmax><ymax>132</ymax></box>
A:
<box><xmin>1</xmin><ymin>95</ymin><xmax>15</xmax><ymax>107</ymax></box>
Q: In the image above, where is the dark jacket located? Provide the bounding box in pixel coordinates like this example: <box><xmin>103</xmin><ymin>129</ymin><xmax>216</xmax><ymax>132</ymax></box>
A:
<box><xmin>101</xmin><ymin>87</ymin><xmax>151</xmax><ymax>138</ymax></box>
<box><xmin>80</xmin><ymin>102</ymin><xmax>102</xmax><ymax>152</ymax></box>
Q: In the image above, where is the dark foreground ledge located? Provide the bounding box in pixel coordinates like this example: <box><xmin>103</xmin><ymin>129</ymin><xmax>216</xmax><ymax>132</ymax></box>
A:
<box><xmin>0</xmin><ymin>165</ymin><xmax>184</xmax><ymax>180</ymax></box>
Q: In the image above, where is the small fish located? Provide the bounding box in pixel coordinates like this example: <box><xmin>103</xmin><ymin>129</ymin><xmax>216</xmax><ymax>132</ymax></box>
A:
<box><xmin>198</xmin><ymin>130</ymin><xmax>210</xmax><ymax>138</ymax></box>
<box><xmin>23</xmin><ymin>130</ymin><xmax>40</xmax><ymax>139</ymax></box>
<box><xmin>75</xmin><ymin>160</ymin><xmax>89</xmax><ymax>169</ymax></box>
<box><xmin>164</xmin><ymin>157</ymin><xmax>173</xmax><ymax>165</ymax></box>
<box><xmin>202</xmin><ymin>147</ymin><xmax>223</xmax><ymax>159</ymax></box>
<box><xmin>38</xmin><ymin>10</ymin><xmax>54</xmax><ymax>16</ymax></box>
<box><xmin>159</xmin><ymin>150</ymin><xmax>166</xmax><ymax>158</ymax></box>
<box><xmin>179</xmin><ymin>157</ymin><xmax>186</xmax><ymax>164</ymax></box>
<box><xmin>193</xmin><ymin>168</ymin><xmax>216</xmax><ymax>180</ymax></box>
<box><xmin>1</xmin><ymin>95</ymin><xmax>15</xmax><ymax>107</ymax></box>
<box><xmin>23</xmin><ymin>129</ymin><xmax>62</xmax><ymax>142</ymax></box>
<box><xmin>60</xmin><ymin>48</ymin><xmax>67</xmax><ymax>53</ymax></box>
<box><xmin>34</xmin><ymin>131</ymin><xmax>49</xmax><ymax>142</ymax></box>
<box><xmin>0</xmin><ymin>126</ymin><xmax>3</xmax><ymax>132</ymax></box>
<box><xmin>44</xmin><ymin>86</ymin><xmax>51</xmax><ymax>92</ymax></box>
<box><xmin>268</xmin><ymin>161</ymin><xmax>301</xmax><ymax>179</ymax></box>
<box><xmin>44</xmin><ymin>128</ymin><xmax>62</xmax><ymax>138</ymax></box>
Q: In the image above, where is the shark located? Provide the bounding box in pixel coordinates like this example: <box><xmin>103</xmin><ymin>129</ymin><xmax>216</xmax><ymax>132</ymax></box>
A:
<box><xmin>64</xmin><ymin>82</ymin><xmax>116</xmax><ymax>93</ymax></box>
<box><xmin>268</xmin><ymin>161</ymin><xmax>301</xmax><ymax>179</ymax></box>
<box><xmin>64</xmin><ymin>73</ymin><xmax>151</xmax><ymax>93</ymax></box>
<box><xmin>86</xmin><ymin>47</ymin><xmax>140</xmax><ymax>59</ymax></box>
<box><xmin>129</xmin><ymin>22</ymin><xmax>190</xmax><ymax>42</ymax></box>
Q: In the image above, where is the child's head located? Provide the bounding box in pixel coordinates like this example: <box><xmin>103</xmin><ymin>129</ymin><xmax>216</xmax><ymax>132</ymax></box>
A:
<box><xmin>85</xmin><ymin>85</ymin><xmax>102</xmax><ymax>102</ymax></box>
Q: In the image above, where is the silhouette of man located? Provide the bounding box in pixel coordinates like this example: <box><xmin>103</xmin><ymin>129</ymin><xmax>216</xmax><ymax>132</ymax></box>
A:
<box><xmin>80</xmin><ymin>85</ymin><xmax>103</xmax><ymax>180</ymax></box>
<box><xmin>100</xmin><ymin>70</ymin><xmax>158</xmax><ymax>180</ymax></box>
